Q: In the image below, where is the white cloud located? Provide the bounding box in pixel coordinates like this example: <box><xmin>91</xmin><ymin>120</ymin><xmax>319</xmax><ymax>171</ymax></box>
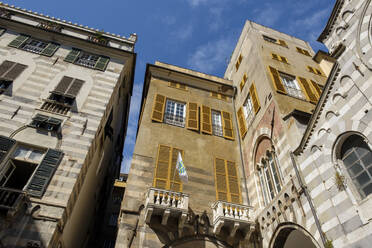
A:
<box><xmin>253</xmin><ymin>3</ymin><xmax>281</xmax><ymax>27</ymax></box>
<box><xmin>187</xmin><ymin>37</ymin><xmax>234</xmax><ymax>74</ymax></box>
<box><xmin>161</xmin><ymin>16</ymin><xmax>176</xmax><ymax>26</ymax></box>
<box><xmin>172</xmin><ymin>24</ymin><xmax>193</xmax><ymax>40</ymax></box>
<box><xmin>208</xmin><ymin>7</ymin><xmax>224</xmax><ymax>31</ymax></box>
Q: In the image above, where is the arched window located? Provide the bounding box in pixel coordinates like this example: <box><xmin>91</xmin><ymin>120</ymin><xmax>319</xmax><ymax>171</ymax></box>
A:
<box><xmin>255</xmin><ymin>138</ymin><xmax>283</xmax><ymax>205</ymax></box>
<box><xmin>340</xmin><ymin>135</ymin><xmax>372</xmax><ymax>198</ymax></box>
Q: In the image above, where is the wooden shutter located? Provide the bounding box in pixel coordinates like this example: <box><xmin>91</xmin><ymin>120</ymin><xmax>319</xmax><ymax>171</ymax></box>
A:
<box><xmin>268</xmin><ymin>66</ymin><xmax>286</xmax><ymax>94</ymax></box>
<box><xmin>186</xmin><ymin>102</ymin><xmax>199</xmax><ymax>131</ymax></box>
<box><xmin>249</xmin><ymin>83</ymin><xmax>261</xmax><ymax>114</ymax></box>
<box><xmin>226</xmin><ymin>161</ymin><xmax>241</xmax><ymax>204</ymax></box>
<box><xmin>315</xmin><ymin>68</ymin><xmax>323</xmax><ymax>76</ymax></box>
<box><xmin>27</xmin><ymin>149</ymin><xmax>64</xmax><ymax>198</ymax></box>
<box><xmin>280</xmin><ymin>56</ymin><xmax>288</xmax><ymax>64</ymax></box>
<box><xmin>272</xmin><ymin>53</ymin><xmax>279</xmax><ymax>60</ymax></box>
<box><xmin>0</xmin><ymin>135</ymin><xmax>15</xmax><ymax>165</ymax></box>
<box><xmin>0</xmin><ymin>61</ymin><xmax>15</xmax><ymax>78</ymax></box>
<box><xmin>169</xmin><ymin>82</ymin><xmax>178</xmax><ymax>88</ymax></box>
<box><xmin>222</xmin><ymin>111</ymin><xmax>234</xmax><ymax>140</ymax></box>
<box><xmin>237</xmin><ymin>107</ymin><xmax>247</xmax><ymax>138</ymax></box>
<box><xmin>307</xmin><ymin>66</ymin><xmax>315</xmax><ymax>73</ymax></box>
<box><xmin>303</xmin><ymin>50</ymin><xmax>311</xmax><ymax>56</ymax></box>
<box><xmin>170</xmin><ymin>148</ymin><xmax>183</xmax><ymax>192</ymax></box>
<box><xmin>278</xmin><ymin>40</ymin><xmax>287</xmax><ymax>47</ymax></box>
<box><xmin>215</xmin><ymin>158</ymin><xmax>228</xmax><ymax>201</ymax></box>
<box><xmin>64</xmin><ymin>49</ymin><xmax>81</xmax><ymax>63</ymax></box>
<box><xmin>201</xmin><ymin>105</ymin><xmax>212</xmax><ymax>134</ymax></box>
<box><xmin>296</xmin><ymin>47</ymin><xmax>302</xmax><ymax>53</ymax></box>
<box><xmin>154</xmin><ymin>145</ymin><xmax>171</xmax><ymax>189</ymax></box>
<box><xmin>8</xmin><ymin>34</ymin><xmax>29</xmax><ymax>48</ymax></box>
<box><xmin>41</xmin><ymin>43</ymin><xmax>59</xmax><ymax>57</ymax></box>
<box><xmin>310</xmin><ymin>80</ymin><xmax>322</xmax><ymax>98</ymax></box>
<box><xmin>66</xmin><ymin>79</ymin><xmax>84</xmax><ymax>97</ymax></box>
<box><xmin>94</xmin><ymin>57</ymin><xmax>110</xmax><ymax>71</ymax></box>
<box><xmin>151</xmin><ymin>94</ymin><xmax>166</xmax><ymax>122</ymax></box>
<box><xmin>53</xmin><ymin>76</ymin><xmax>74</xmax><ymax>95</ymax></box>
<box><xmin>0</xmin><ymin>61</ymin><xmax>27</xmax><ymax>81</ymax></box>
<box><xmin>240</xmin><ymin>73</ymin><xmax>247</xmax><ymax>91</ymax></box>
<box><xmin>298</xmin><ymin>77</ymin><xmax>317</xmax><ymax>103</ymax></box>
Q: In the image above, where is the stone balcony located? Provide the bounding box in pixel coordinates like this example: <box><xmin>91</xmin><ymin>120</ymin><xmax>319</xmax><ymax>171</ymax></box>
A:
<box><xmin>0</xmin><ymin>187</ymin><xmax>27</xmax><ymax>218</ymax></box>
<box><xmin>212</xmin><ymin>201</ymin><xmax>255</xmax><ymax>239</ymax></box>
<box><xmin>144</xmin><ymin>188</ymin><xmax>189</xmax><ymax>234</ymax></box>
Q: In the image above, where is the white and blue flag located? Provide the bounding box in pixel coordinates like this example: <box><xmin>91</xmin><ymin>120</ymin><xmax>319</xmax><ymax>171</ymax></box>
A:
<box><xmin>176</xmin><ymin>152</ymin><xmax>188</xmax><ymax>183</ymax></box>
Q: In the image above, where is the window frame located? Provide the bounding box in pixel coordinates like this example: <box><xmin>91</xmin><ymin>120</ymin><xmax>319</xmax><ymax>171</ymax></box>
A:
<box><xmin>163</xmin><ymin>99</ymin><xmax>186</xmax><ymax>128</ymax></box>
<box><xmin>243</xmin><ymin>93</ymin><xmax>255</xmax><ymax>127</ymax></box>
<box><xmin>211</xmin><ymin>110</ymin><xmax>223</xmax><ymax>137</ymax></box>
<box><xmin>279</xmin><ymin>72</ymin><xmax>305</xmax><ymax>100</ymax></box>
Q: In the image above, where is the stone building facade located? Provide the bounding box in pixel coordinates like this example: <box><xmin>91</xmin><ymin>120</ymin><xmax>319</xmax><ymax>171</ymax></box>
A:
<box><xmin>0</xmin><ymin>3</ymin><xmax>136</xmax><ymax>248</ymax></box>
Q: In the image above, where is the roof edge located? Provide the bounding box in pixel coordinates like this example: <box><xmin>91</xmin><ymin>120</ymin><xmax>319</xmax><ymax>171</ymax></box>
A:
<box><xmin>318</xmin><ymin>0</ymin><xmax>344</xmax><ymax>42</ymax></box>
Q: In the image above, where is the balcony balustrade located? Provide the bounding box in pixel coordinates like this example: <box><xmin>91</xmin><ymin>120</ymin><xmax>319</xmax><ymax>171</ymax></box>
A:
<box><xmin>0</xmin><ymin>187</ymin><xmax>27</xmax><ymax>218</ymax></box>
<box><xmin>144</xmin><ymin>188</ymin><xmax>189</xmax><ymax>234</ymax></box>
<box><xmin>212</xmin><ymin>201</ymin><xmax>255</xmax><ymax>238</ymax></box>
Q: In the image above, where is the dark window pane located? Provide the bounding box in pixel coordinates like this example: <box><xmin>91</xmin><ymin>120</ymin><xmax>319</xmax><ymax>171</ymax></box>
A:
<box><xmin>368</xmin><ymin>166</ymin><xmax>372</xmax><ymax>176</ymax></box>
<box><xmin>362</xmin><ymin>152</ymin><xmax>372</xmax><ymax>167</ymax></box>
<box><xmin>348</xmin><ymin>163</ymin><xmax>364</xmax><ymax>177</ymax></box>
<box><xmin>343</xmin><ymin>152</ymin><xmax>358</xmax><ymax>167</ymax></box>
<box><xmin>355</xmin><ymin>172</ymin><xmax>370</xmax><ymax>187</ymax></box>
<box><xmin>355</xmin><ymin>146</ymin><xmax>369</xmax><ymax>157</ymax></box>
<box><xmin>362</xmin><ymin>183</ymin><xmax>372</xmax><ymax>196</ymax></box>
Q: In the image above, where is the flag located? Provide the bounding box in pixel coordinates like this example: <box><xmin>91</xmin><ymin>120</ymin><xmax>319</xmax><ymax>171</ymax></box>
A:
<box><xmin>176</xmin><ymin>152</ymin><xmax>188</xmax><ymax>183</ymax></box>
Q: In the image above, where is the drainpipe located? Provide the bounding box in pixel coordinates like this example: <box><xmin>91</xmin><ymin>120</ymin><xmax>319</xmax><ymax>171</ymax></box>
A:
<box><xmin>289</xmin><ymin>152</ymin><xmax>327</xmax><ymax>246</ymax></box>
<box><xmin>232</xmin><ymin>86</ymin><xmax>250</xmax><ymax>206</ymax></box>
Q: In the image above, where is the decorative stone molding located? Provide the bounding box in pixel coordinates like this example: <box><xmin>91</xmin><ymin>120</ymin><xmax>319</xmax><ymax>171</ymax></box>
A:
<box><xmin>38</xmin><ymin>21</ymin><xmax>63</xmax><ymax>32</ymax></box>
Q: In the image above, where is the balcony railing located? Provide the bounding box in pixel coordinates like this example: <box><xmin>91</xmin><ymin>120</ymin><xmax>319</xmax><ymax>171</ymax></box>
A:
<box><xmin>0</xmin><ymin>187</ymin><xmax>27</xmax><ymax>217</ymax></box>
<box><xmin>75</xmin><ymin>58</ymin><xmax>97</xmax><ymax>69</ymax></box>
<box><xmin>144</xmin><ymin>188</ymin><xmax>188</xmax><ymax>233</ymax></box>
<box><xmin>40</xmin><ymin>100</ymin><xmax>71</xmax><ymax>115</ymax></box>
<box><xmin>212</xmin><ymin>201</ymin><xmax>255</xmax><ymax>238</ymax></box>
<box><xmin>164</xmin><ymin>113</ymin><xmax>185</xmax><ymax>128</ymax></box>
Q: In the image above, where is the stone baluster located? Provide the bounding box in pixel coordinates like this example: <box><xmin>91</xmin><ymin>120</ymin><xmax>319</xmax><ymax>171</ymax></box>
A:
<box><xmin>239</xmin><ymin>207</ymin><xmax>243</xmax><ymax>220</ymax></box>
<box><xmin>234</xmin><ymin>206</ymin><xmax>239</xmax><ymax>219</ymax></box>
<box><xmin>171</xmin><ymin>193</ymin><xmax>177</xmax><ymax>207</ymax></box>
<box><xmin>163</xmin><ymin>192</ymin><xmax>169</xmax><ymax>206</ymax></box>
<box><xmin>155</xmin><ymin>190</ymin><xmax>160</xmax><ymax>205</ymax></box>
<box><xmin>242</xmin><ymin>208</ymin><xmax>249</xmax><ymax>221</ymax></box>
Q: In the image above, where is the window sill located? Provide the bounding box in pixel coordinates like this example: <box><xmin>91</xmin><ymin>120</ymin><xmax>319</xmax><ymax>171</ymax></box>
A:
<box><xmin>36</xmin><ymin>107</ymin><xmax>71</xmax><ymax>118</ymax></box>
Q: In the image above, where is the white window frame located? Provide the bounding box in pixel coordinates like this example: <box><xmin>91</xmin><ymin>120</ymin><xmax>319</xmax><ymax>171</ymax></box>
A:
<box><xmin>76</xmin><ymin>52</ymin><xmax>100</xmax><ymax>68</ymax></box>
<box><xmin>243</xmin><ymin>94</ymin><xmax>254</xmax><ymax>126</ymax></box>
<box><xmin>211</xmin><ymin>110</ymin><xmax>223</xmax><ymax>137</ymax></box>
<box><xmin>22</xmin><ymin>38</ymin><xmax>48</xmax><ymax>54</ymax></box>
<box><xmin>279</xmin><ymin>72</ymin><xmax>305</xmax><ymax>100</ymax></box>
<box><xmin>164</xmin><ymin>99</ymin><xmax>186</xmax><ymax>127</ymax></box>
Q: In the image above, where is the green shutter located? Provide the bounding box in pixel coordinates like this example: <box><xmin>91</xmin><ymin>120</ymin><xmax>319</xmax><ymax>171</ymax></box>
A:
<box><xmin>8</xmin><ymin>34</ymin><xmax>29</xmax><ymax>48</ymax></box>
<box><xmin>94</xmin><ymin>57</ymin><xmax>109</xmax><ymax>71</ymax></box>
<box><xmin>41</xmin><ymin>43</ymin><xmax>59</xmax><ymax>57</ymax></box>
<box><xmin>0</xmin><ymin>135</ymin><xmax>16</xmax><ymax>165</ymax></box>
<box><xmin>27</xmin><ymin>149</ymin><xmax>64</xmax><ymax>198</ymax></box>
<box><xmin>64</xmin><ymin>49</ymin><xmax>80</xmax><ymax>63</ymax></box>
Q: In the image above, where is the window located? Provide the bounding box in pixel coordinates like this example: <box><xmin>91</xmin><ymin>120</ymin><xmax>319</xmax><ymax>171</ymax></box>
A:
<box><xmin>169</xmin><ymin>82</ymin><xmax>187</xmax><ymax>90</ymax></box>
<box><xmin>262</xmin><ymin>35</ymin><xmax>287</xmax><ymax>47</ymax></box>
<box><xmin>8</xmin><ymin>35</ymin><xmax>59</xmax><ymax>56</ymax></box>
<box><xmin>307</xmin><ymin>66</ymin><xmax>324</xmax><ymax>76</ymax></box>
<box><xmin>296</xmin><ymin>47</ymin><xmax>311</xmax><ymax>56</ymax></box>
<box><xmin>0</xmin><ymin>60</ymin><xmax>27</xmax><ymax>95</ymax></box>
<box><xmin>279</xmin><ymin>72</ymin><xmax>305</xmax><ymax>100</ymax></box>
<box><xmin>235</xmin><ymin>54</ymin><xmax>243</xmax><ymax>70</ymax></box>
<box><xmin>64</xmin><ymin>49</ymin><xmax>109</xmax><ymax>71</ymax></box>
<box><xmin>340</xmin><ymin>135</ymin><xmax>372</xmax><ymax>198</ymax></box>
<box><xmin>240</xmin><ymin>73</ymin><xmax>248</xmax><ymax>91</ymax></box>
<box><xmin>104</xmin><ymin>109</ymin><xmax>114</xmax><ymax>139</ymax></box>
<box><xmin>243</xmin><ymin>94</ymin><xmax>254</xmax><ymax>126</ymax></box>
<box><xmin>214</xmin><ymin>158</ymin><xmax>241</xmax><ymax>203</ymax></box>
<box><xmin>210</xmin><ymin>92</ymin><xmax>228</xmax><ymax>101</ymax></box>
<box><xmin>0</xmin><ymin>135</ymin><xmax>64</xmax><ymax>198</ymax></box>
<box><xmin>153</xmin><ymin>145</ymin><xmax>184</xmax><ymax>192</ymax></box>
<box><xmin>41</xmin><ymin>76</ymin><xmax>84</xmax><ymax>115</ymax></box>
<box><xmin>164</xmin><ymin>99</ymin><xmax>186</xmax><ymax>127</ymax></box>
<box><xmin>29</xmin><ymin>114</ymin><xmax>62</xmax><ymax>132</ymax></box>
<box><xmin>271</xmin><ymin>53</ymin><xmax>288</xmax><ymax>64</ymax></box>
<box><xmin>212</xmin><ymin>110</ymin><xmax>223</xmax><ymax>137</ymax></box>
<box><xmin>258</xmin><ymin>152</ymin><xmax>282</xmax><ymax>205</ymax></box>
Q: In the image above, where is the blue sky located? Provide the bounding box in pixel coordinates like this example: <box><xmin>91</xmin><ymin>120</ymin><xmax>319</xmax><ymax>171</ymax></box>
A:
<box><xmin>5</xmin><ymin>0</ymin><xmax>335</xmax><ymax>173</ymax></box>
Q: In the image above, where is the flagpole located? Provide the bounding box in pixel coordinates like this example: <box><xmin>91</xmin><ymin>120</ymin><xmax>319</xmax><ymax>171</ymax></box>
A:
<box><xmin>170</xmin><ymin>160</ymin><xmax>177</xmax><ymax>191</ymax></box>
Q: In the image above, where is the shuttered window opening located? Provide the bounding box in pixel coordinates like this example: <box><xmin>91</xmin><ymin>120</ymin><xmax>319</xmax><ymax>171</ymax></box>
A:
<box><xmin>268</xmin><ymin>66</ymin><xmax>287</xmax><ymax>94</ymax></box>
<box><xmin>235</xmin><ymin>54</ymin><xmax>243</xmax><ymax>71</ymax></box>
<box><xmin>297</xmin><ymin>77</ymin><xmax>318</xmax><ymax>103</ymax></box>
<box><xmin>278</xmin><ymin>40</ymin><xmax>287</xmax><ymax>47</ymax></box>
<box><xmin>262</xmin><ymin>35</ymin><xmax>287</xmax><ymax>48</ymax></box>
<box><xmin>279</xmin><ymin>72</ymin><xmax>305</xmax><ymax>100</ymax></box>
<box><xmin>237</xmin><ymin>107</ymin><xmax>248</xmax><ymax>139</ymax></box>
<box><xmin>169</xmin><ymin>82</ymin><xmax>187</xmax><ymax>91</ymax></box>
<box><xmin>211</xmin><ymin>110</ymin><xmax>223</xmax><ymax>137</ymax></box>
<box><xmin>164</xmin><ymin>99</ymin><xmax>186</xmax><ymax>128</ymax></box>
<box><xmin>222</xmin><ymin>111</ymin><xmax>234</xmax><ymax>140</ymax></box>
<box><xmin>42</xmin><ymin>76</ymin><xmax>85</xmax><ymax>115</ymax></box>
<box><xmin>214</xmin><ymin>158</ymin><xmax>241</xmax><ymax>204</ymax></box>
<box><xmin>249</xmin><ymin>83</ymin><xmax>261</xmax><ymax>114</ymax></box>
<box><xmin>240</xmin><ymin>73</ymin><xmax>248</xmax><ymax>91</ymax></box>
<box><xmin>310</xmin><ymin>80</ymin><xmax>322</xmax><ymax>98</ymax></box>
<box><xmin>186</xmin><ymin>102</ymin><xmax>199</xmax><ymax>131</ymax></box>
<box><xmin>307</xmin><ymin>66</ymin><xmax>324</xmax><ymax>76</ymax></box>
<box><xmin>0</xmin><ymin>135</ymin><xmax>15</xmax><ymax>165</ymax></box>
<box><xmin>29</xmin><ymin>114</ymin><xmax>62</xmax><ymax>132</ymax></box>
<box><xmin>8</xmin><ymin>35</ymin><xmax>59</xmax><ymax>57</ymax></box>
<box><xmin>296</xmin><ymin>47</ymin><xmax>311</xmax><ymax>56</ymax></box>
<box><xmin>153</xmin><ymin>145</ymin><xmax>183</xmax><ymax>192</ymax></box>
<box><xmin>271</xmin><ymin>53</ymin><xmax>288</xmax><ymax>64</ymax></box>
<box><xmin>64</xmin><ymin>49</ymin><xmax>110</xmax><ymax>71</ymax></box>
<box><xmin>201</xmin><ymin>105</ymin><xmax>212</xmax><ymax>134</ymax></box>
<box><xmin>151</xmin><ymin>94</ymin><xmax>166</xmax><ymax>122</ymax></box>
<box><xmin>0</xmin><ymin>60</ymin><xmax>27</xmax><ymax>94</ymax></box>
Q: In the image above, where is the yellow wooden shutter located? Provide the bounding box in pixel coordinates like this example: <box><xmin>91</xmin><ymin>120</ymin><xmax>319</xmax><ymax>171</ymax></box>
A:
<box><xmin>310</xmin><ymin>80</ymin><xmax>322</xmax><ymax>98</ymax></box>
<box><xmin>186</xmin><ymin>102</ymin><xmax>199</xmax><ymax>131</ymax></box>
<box><xmin>169</xmin><ymin>82</ymin><xmax>178</xmax><ymax>88</ymax></box>
<box><xmin>315</xmin><ymin>68</ymin><xmax>323</xmax><ymax>76</ymax></box>
<box><xmin>303</xmin><ymin>50</ymin><xmax>311</xmax><ymax>56</ymax></box>
<box><xmin>237</xmin><ymin>107</ymin><xmax>247</xmax><ymax>138</ymax></box>
<box><xmin>296</xmin><ymin>47</ymin><xmax>302</xmax><ymax>54</ymax></box>
<box><xmin>298</xmin><ymin>77</ymin><xmax>317</xmax><ymax>103</ymax></box>
<box><xmin>178</xmin><ymin>83</ymin><xmax>187</xmax><ymax>90</ymax></box>
<box><xmin>170</xmin><ymin>148</ymin><xmax>183</xmax><ymax>192</ymax></box>
<box><xmin>278</xmin><ymin>40</ymin><xmax>287</xmax><ymax>47</ymax></box>
<box><xmin>235</xmin><ymin>54</ymin><xmax>242</xmax><ymax>70</ymax></box>
<box><xmin>211</xmin><ymin>92</ymin><xmax>218</xmax><ymax>98</ymax></box>
<box><xmin>151</xmin><ymin>94</ymin><xmax>166</xmax><ymax>122</ymax></box>
<box><xmin>215</xmin><ymin>158</ymin><xmax>228</xmax><ymax>201</ymax></box>
<box><xmin>307</xmin><ymin>66</ymin><xmax>315</xmax><ymax>73</ymax></box>
<box><xmin>201</xmin><ymin>105</ymin><xmax>212</xmax><ymax>134</ymax></box>
<box><xmin>240</xmin><ymin>74</ymin><xmax>247</xmax><ymax>91</ymax></box>
<box><xmin>154</xmin><ymin>145</ymin><xmax>171</xmax><ymax>189</ymax></box>
<box><xmin>280</xmin><ymin>56</ymin><xmax>288</xmax><ymax>64</ymax></box>
<box><xmin>222</xmin><ymin>111</ymin><xmax>234</xmax><ymax>140</ymax></box>
<box><xmin>249</xmin><ymin>83</ymin><xmax>261</xmax><ymax>114</ymax></box>
<box><xmin>268</xmin><ymin>66</ymin><xmax>287</xmax><ymax>94</ymax></box>
<box><xmin>272</xmin><ymin>53</ymin><xmax>279</xmax><ymax>60</ymax></box>
<box><xmin>226</xmin><ymin>161</ymin><xmax>241</xmax><ymax>204</ymax></box>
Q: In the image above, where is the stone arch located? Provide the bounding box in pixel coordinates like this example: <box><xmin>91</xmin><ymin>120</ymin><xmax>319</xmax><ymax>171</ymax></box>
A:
<box><xmin>356</xmin><ymin>0</ymin><xmax>372</xmax><ymax>69</ymax></box>
<box><xmin>269</xmin><ymin>223</ymin><xmax>321</xmax><ymax>248</ymax></box>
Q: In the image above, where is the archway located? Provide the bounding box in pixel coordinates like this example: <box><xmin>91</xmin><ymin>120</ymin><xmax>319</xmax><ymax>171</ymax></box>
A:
<box><xmin>270</xmin><ymin>224</ymin><xmax>320</xmax><ymax>248</ymax></box>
